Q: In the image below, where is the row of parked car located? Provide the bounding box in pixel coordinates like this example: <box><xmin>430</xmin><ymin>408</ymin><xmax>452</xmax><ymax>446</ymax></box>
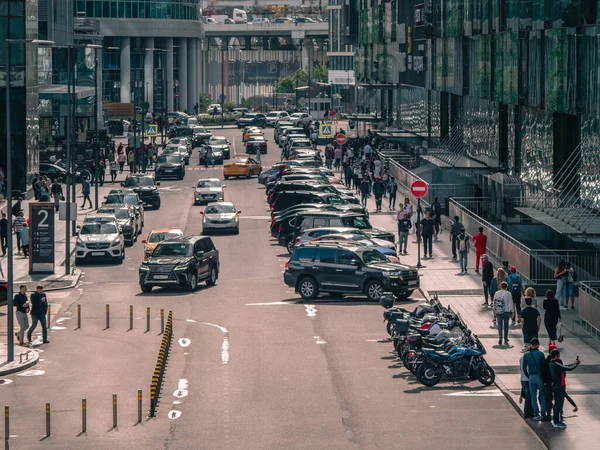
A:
<box><xmin>259</xmin><ymin>160</ymin><xmax>421</xmax><ymax>301</ymax></box>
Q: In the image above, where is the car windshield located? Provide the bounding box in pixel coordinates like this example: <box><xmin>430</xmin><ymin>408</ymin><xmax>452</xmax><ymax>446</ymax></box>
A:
<box><xmin>342</xmin><ymin>216</ymin><xmax>369</xmax><ymax>228</ymax></box>
<box><xmin>292</xmin><ymin>141</ymin><xmax>312</xmax><ymax>148</ymax></box>
<box><xmin>197</xmin><ymin>179</ymin><xmax>221</xmax><ymax>188</ymax></box>
<box><xmin>210</xmin><ymin>138</ymin><xmax>228</xmax><ymax>145</ymax></box>
<box><xmin>193</xmin><ymin>127</ymin><xmax>208</xmax><ymax>133</ymax></box>
<box><xmin>157</xmin><ymin>155</ymin><xmax>180</xmax><ymax>164</ymax></box>
<box><xmin>84</xmin><ymin>216</ymin><xmax>114</xmax><ymax>224</ymax></box>
<box><xmin>149</xmin><ymin>231</ymin><xmax>183</xmax><ymax>243</ymax></box>
<box><xmin>360</xmin><ymin>249</ymin><xmax>389</xmax><ymax>265</ymax></box>
<box><xmin>243</xmin><ymin>113</ymin><xmax>257</xmax><ymax>118</ymax></box>
<box><xmin>248</xmin><ymin>137</ymin><xmax>264</xmax><ymax>142</ymax></box>
<box><xmin>152</xmin><ymin>243</ymin><xmax>192</xmax><ymax>257</ymax></box>
<box><xmin>266</xmin><ymin>113</ymin><xmax>278</xmax><ymax>117</ymax></box>
<box><xmin>106</xmin><ymin>194</ymin><xmax>139</xmax><ymax>206</ymax></box>
<box><xmin>205</xmin><ymin>204</ymin><xmax>236</xmax><ymax>214</ymax></box>
<box><xmin>124</xmin><ymin>177</ymin><xmax>155</xmax><ymax>187</ymax></box>
<box><xmin>80</xmin><ymin>223</ymin><xmax>118</xmax><ymax>235</ymax></box>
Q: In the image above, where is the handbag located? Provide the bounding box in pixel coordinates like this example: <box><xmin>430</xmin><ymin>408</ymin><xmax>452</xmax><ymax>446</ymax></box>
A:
<box><xmin>557</xmin><ymin>321</ymin><xmax>564</xmax><ymax>342</ymax></box>
<box><xmin>60</xmin><ymin>195</ymin><xmax>65</xmax><ymax>201</ymax></box>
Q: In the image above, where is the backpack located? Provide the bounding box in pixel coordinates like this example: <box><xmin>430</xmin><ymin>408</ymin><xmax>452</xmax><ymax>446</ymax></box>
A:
<box><xmin>493</xmin><ymin>293</ymin><xmax>506</xmax><ymax>315</ymax></box>
<box><xmin>509</xmin><ymin>274</ymin><xmax>522</xmax><ymax>296</ymax></box>
<box><xmin>458</xmin><ymin>235</ymin><xmax>467</xmax><ymax>252</ymax></box>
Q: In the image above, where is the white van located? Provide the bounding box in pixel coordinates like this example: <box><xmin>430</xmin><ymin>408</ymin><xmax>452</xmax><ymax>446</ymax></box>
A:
<box><xmin>251</xmin><ymin>18</ymin><xmax>270</xmax><ymax>24</ymax></box>
<box><xmin>232</xmin><ymin>9</ymin><xmax>247</xmax><ymax>23</ymax></box>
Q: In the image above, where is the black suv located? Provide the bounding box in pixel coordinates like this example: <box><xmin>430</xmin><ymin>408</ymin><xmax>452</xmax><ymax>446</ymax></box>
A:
<box><xmin>277</xmin><ymin>211</ymin><xmax>395</xmax><ymax>252</ymax></box>
<box><xmin>139</xmin><ymin>236</ymin><xmax>220</xmax><ymax>292</ymax></box>
<box><xmin>284</xmin><ymin>243</ymin><xmax>419</xmax><ymax>301</ymax></box>
<box><xmin>155</xmin><ymin>154</ymin><xmax>185</xmax><ymax>180</ymax></box>
<box><xmin>270</xmin><ymin>191</ymin><xmax>348</xmax><ymax>212</ymax></box>
<box><xmin>267</xmin><ymin>182</ymin><xmax>358</xmax><ymax>205</ymax></box>
<box><xmin>121</xmin><ymin>174</ymin><xmax>161</xmax><ymax>209</ymax></box>
<box><xmin>103</xmin><ymin>189</ymin><xmax>145</xmax><ymax>228</ymax></box>
<box><xmin>237</xmin><ymin>113</ymin><xmax>267</xmax><ymax>128</ymax></box>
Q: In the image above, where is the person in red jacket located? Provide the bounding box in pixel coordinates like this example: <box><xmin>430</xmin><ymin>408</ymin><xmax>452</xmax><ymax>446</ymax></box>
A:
<box><xmin>473</xmin><ymin>227</ymin><xmax>488</xmax><ymax>274</ymax></box>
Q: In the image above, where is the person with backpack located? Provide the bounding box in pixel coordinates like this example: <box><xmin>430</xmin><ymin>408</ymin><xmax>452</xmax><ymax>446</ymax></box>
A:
<box><xmin>397</xmin><ymin>216</ymin><xmax>412</xmax><ymax>255</ymax></box>
<box><xmin>456</xmin><ymin>228</ymin><xmax>470</xmax><ymax>275</ymax></box>
<box><xmin>493</xmin><ymin>281</ymin><xmax>514</xmax><ymax>348</ymax></box>
<box><xmin>507</xmin><ymin>266</ymin><xmax>525</xmax><ymax>326</ymax></box>
<box><xmin>522</xmin><ymin>338</ymin><xmax>547</xmax><ymax>421</ymax></box>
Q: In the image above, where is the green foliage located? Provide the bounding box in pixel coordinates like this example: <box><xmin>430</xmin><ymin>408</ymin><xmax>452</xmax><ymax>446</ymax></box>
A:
<box><xmin>197</xmin><ymin>93</ymin><xmax>211</xmax><ymax>112</ymax></box>
<box><xmin>275</xmin><ymin>63</ymin><xmax>328</xmax><ymax>93</ymax></box>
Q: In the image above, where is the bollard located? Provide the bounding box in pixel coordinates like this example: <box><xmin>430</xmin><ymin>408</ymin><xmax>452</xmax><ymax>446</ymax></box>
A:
<box><xmin>77</xmin><ymin>304</ymin><xmax>81</xmax><ymax>329</ymax></box>
<box><xmin>47</xmin><ymin>304</ymin><xmax>51</xmax><ymax>329</ymax></box>
<box><xmin>46</xmin><ymin>402</ymin><xmax>51</xmax><ymax>437</ymax></box>
<box><xmin>5</xmin><ymin>406</ymin><xmax>9</xmax><ymax>446</ymax></box>
<box><xmin>149</xmin><ymin>387</ymin><xmax>156</xmax><ymax>418</ymax></box>
<box><xmin>160</xmin><ymin>309</ymin><xmax>164</xmax><ymax>334</ymax></box>
<box><xmin>82</xmin><ymin>399</ymin><xmax>87</xmax><ymax>433</ymax></box>
<box><xmin>146</xmin><ymin>307</ymin><xmax>150</xmax><ymax>332</ymax></box>
<box><xmin>106</xmin><ymin>304</ymin><xmax>110</xmax><ymax>329</ymax></box>
<box><xmin>137</xmin><ymin>389</ymin><xmax>142</xmax><ymax>423</ymax></box>
<box><xmin>129</xmin><ymin>305</ymin><xmax>133</xmax><ymax>330</ymax></box>
<box><xmin>112</xmin><ymin>394</ymin><xmax>117</xmax><ymax>428</ymax></box>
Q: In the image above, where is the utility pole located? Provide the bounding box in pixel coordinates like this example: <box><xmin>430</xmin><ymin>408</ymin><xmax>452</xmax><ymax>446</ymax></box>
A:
<box><xmin>94</xmin><ymin>50</ymin><xmax>100</xmax><ymax>209</ymax></box>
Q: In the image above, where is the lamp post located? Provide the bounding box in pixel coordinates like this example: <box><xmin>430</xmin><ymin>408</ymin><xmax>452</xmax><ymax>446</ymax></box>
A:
<box><xmin>239</xmin><ymin>49</ymin><xmax>245</xmax><ymax>105</ymax></box>
<box><xmin>89</xmin><ymin>44</ymin><xmax>102</xmax><ymax>210</ymax></box>
<box><xmin>4</xmin><ymin>38</ymin><xmax>54</xmax><ymax>363</ymax></box>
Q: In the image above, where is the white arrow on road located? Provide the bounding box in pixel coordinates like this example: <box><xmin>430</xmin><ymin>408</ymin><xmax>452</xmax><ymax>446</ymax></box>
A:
<box><xmin>444</xmin><ymin>389</ymin><xmax>503</xmax><ymax>397</ymax></box>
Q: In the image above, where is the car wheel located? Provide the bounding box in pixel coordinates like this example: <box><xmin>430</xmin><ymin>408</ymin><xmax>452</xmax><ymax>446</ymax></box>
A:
<box><xmin>187</xmin><ymin>273</ymin><xmax>198</xmax><ymax>291</ymax></box>
<box><xmin>224</xmin><ymin>175</ymin><xmax>229</xmax><ymax>180</ymax></box>
<box><xmin>365</xmin><ymin>280</ymin><xmax>384</xmax><ymax>301</ymax></box>
<box><xmin>286</xmin><ymin>238</ymin><xmax>295</xmax><ymax>254</ymax></box>
<box><xmin>154</xmin><ymin>201</ymin><xmax>161</xmax><ymax>210</ymax></box>
<box><xmin>140</xmin><ymin>284</ymin><xmax>152</xmax><ymax>293</ymax></box>
<box><xmin>206</xmin><ymin>267</ymin><xmax>217</xmax><ymax>286</ymax></box>
<box><xmin>75</xmin><ymin>257</ymin><xmax>83</xmax><ymax>266</ymax></box>
<box><xmin>246</xmin><ymin>170</ymin><xmax>251</xmax><ymax>179</ymax></box>
<box><xmin>298</xmin><ymin>277</ymin><xmax>318</xmax><ymax>300</ymax></box>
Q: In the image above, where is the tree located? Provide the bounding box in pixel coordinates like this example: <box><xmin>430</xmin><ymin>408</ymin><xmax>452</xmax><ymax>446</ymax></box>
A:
<box><xmin>197</xmin><ymin>93</ymin><xmax>211</xmax><ymax>112</ymax></box>
<box><xmin>275</xmin><ymin>63</ymin><xmax>328</xmax><ymax>93</ymax></box>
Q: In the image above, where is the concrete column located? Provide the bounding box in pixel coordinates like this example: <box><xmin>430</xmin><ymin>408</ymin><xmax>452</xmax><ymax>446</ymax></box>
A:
<box><xmin>120</xmin><ymin>37</ymin><xmax>131</xmax><ymax>103</ymax></box>
<box><xmin>144</xmin><ymin>38</ymin><xmax>154</xmax><ymax>113</ymax></box>
<box><xmin>187</xmin><ymin>38</ymin><xmax>196</xmax><ymax>111</ymax></box>
<box><xmin>178</xmin><ymin>38</ymin><xmax>188</xmax><ymax>112</ymax></box>
<box><xmin>166</xmin><ymin>38</ymin><xmax>174</xmax><ymax>111</ymax></box>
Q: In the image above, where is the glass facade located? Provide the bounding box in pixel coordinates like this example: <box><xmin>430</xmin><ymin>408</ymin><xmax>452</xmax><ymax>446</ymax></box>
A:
<box><xmin>74</xmin><ymin>0</ymin><xmax>201</xmax><ymax>20</ymax></box>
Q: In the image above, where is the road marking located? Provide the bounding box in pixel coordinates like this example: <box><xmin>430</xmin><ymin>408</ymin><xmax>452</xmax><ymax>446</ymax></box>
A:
<box><xmin>178</xmin><ymin>338</ymin><xmax>191</xmax><ymax>347</ymax></box>
<box><xmin>168</xmin><ymin>410</ymin><xmax>182</xmax><ymax>419</ymax></box>
<box><xmin>304</xmin><ymin>305</ymin><xmax>317</xmax><ymax>318</ymax></box>
<box><xmin>186</xmin><ymin>319</ymin><xmax>198</xmax><ymax>323</ymax></box>
<box><xmin>314</xmin><ymin>335</ymin><xmax>326</xmax><ymax>345</ymax></box>
<box><xmin>0</xmin><ymin>379</ymin><xmax>13</xmax><ymax>386</ymax></box>
<box><xmin>245</xmin><ymin>301</ymin><xmax>295</xmax><ymax>306</ymax></box>
<box><xmin>444</xmin><ymin>389</ymin><xmax>503</xmax><ymax>397</ymax></box>
<box><xmin>17</xmin><ymin>370</ymin><xmax>45</xmax><ymax>377</ymax></box>
<box><xmin>51</xmin><ymin>326</ymin><xmax>66</xmax><ymax>330</ymax></box>
<box><xmin>202</xmin><ymin>322</ymin><xmax>230</xmax><ymax>364</ymax></box>
<box><xmin>240</xmin><ymin>215</ymin><xmax>271</xmax><ymax>220</ymax></box>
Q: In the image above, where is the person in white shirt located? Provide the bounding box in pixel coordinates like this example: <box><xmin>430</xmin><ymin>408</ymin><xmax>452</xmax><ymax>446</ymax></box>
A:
<box><xmin>493</xmin><ymin>282</ymin><xmax>515</xmax><ymax>347</ymax></box>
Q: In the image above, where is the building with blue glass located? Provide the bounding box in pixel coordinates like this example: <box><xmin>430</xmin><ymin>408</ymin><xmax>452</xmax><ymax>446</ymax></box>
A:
<box><xmin>327</xmin><ymin>0</ymin><xmax>356</xmax><ymax>112</ymax></box>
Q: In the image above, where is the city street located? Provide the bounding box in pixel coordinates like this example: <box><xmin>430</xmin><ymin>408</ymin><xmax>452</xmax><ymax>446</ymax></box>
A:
<box><xmin>0</xmin><ymin>127</ymin><xmax>544</xmax><ymax>449</ymax></box>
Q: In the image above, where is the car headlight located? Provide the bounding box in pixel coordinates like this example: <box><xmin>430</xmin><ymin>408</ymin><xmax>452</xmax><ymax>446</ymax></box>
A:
<box><xmin>76</xmin><ymin>240</ymin><xmax>85</xmax><ymax>248</ymax></box>
<box><xmin>202</xmin><ymin>216</ymin><xmax>207</xmax><ymax>222</ymax></box>
<box><xmin>110</xmin><ymin>240</ymin><xmax>121</xmax><ymax>248</ymax></box>
<box><xmin>235</xmin><ymin>215</ymin><xmax>239</xmax><ymax>222</ymax></box>
<box><xmin>140</xmin><ymin>264</ymin><xmax>150</xmax><ymax>271</ymax></box>
<box><xmin>174</xmin><ymin>263</ymin><xmax>189</xmax><ymax>271</ymax></box>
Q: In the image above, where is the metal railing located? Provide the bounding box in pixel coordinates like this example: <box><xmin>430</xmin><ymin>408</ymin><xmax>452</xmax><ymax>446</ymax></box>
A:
<box><xmin>529</xmin><ymin>250</ymin><xmax>600</xmax><ymax>284</ymax></box>
<box><xmin>578</xmin><ymin>282</ymin><xmax>600</xmax><ymax>338</ymax></box>
<box><xmin>384</xmin><ymin>158</ymin><xmax>430</xmax><ymax>208</ymax></box>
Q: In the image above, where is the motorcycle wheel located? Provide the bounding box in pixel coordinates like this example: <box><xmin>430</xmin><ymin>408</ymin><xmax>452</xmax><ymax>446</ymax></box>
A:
<box><xmin>401</xmin><ymin>350</ymin><xmax>412</xmax><ymax>371</ymax></box>
<box><xmin>386</xmin><ymin>321</ymin><xmax>394</xmax><ymax>336</ymax></box>
<box><xmin>475</xmin><ymin>364</ymin><xmax>496</xmax><ymax>386</ymax></box>
<box><xmin>417</xmin><ymin>363</ymin><xmax>441</xmax><ymax>387</ymax></box>
<box><xmin>468</xmin><ymin>366</ymin><xmax>477</xmax><ymax>380</ymax></box>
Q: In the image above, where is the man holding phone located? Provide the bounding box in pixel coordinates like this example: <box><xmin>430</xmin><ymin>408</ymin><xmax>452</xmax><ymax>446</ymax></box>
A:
<box><xmin>549</xmin><ymin>350</ymin><xmax>580</xmax><ymax>428</ymax></box>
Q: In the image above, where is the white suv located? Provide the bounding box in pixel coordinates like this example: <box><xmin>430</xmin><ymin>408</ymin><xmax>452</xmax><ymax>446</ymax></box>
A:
<box><xmin>266</xmin><ymin>111</ymin><xmax>290</xmax><ymax>127</ymax></box>
<box><xmin>75</xmin><ymin>222</ymin><xmax>125</xmax><ymax>265</ymax></box>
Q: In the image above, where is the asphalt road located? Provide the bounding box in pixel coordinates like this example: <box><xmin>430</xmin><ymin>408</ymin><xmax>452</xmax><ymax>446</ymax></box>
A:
<box><xmin>0</xmin><ymin>127</ymin><xmax>545</xmax><ymax>449</ymax></box>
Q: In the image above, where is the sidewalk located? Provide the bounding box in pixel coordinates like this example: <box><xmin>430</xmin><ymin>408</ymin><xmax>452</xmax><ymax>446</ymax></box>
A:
<box><xmin>365</xmin><ymin>193</ymin><xmax>600</xmax><ymax>449</ymax></box>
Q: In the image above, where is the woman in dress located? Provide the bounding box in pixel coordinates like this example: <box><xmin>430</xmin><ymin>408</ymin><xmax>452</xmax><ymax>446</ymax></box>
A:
<box><xmin>543</xmin><ymin>290</ymin><xmax>561</xmax><ymax>346</ymax></box>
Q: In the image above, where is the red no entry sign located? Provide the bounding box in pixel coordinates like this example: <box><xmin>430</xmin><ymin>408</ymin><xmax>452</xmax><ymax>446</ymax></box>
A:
<box><xmin>410</xmin><ymin>180</ymin><xmax>429</xmax><ymax>198</ymax></box>
<box><xmin>175</xmin><ymin>92</ymin><xmax>180</xmax><ymax>99</ymax></box>
<box><xmin>335</xmin><ymin>134</ymin><xmax>347</xmax><ymax>145</ymax></box>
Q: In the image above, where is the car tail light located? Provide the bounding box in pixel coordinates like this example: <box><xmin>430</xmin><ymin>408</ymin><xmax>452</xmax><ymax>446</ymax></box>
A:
<box><xmin>295</xmin><ymin>237</ymin><xmax>301</xmax><ymax>243</ymax></box>
<box><xmin>269</xmin><ymin>194</ymin><xmax>273</xmax><ymax>202</ymax></box>
<box><xmin>1</xmin><ymin>283</ymin><xmax>7</xmax><ymax>290</ymax></box>
<box><xmin>278</xmin><ymin>225</ymin><xmax>283</xmax><ymax>233</ymax></box>
<box><xmin>271</xmin><ymin>219</ymin><xmax>275</xmax><ymax>226</ymax></box>
<box><xmin>285</xmin><ymin>261</ymin><xmax>289</xmax><ymax>269</ymax></box>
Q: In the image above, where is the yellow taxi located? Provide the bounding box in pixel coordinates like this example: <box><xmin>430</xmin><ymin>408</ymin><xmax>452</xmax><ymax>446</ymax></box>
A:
<box><xmin>224</xmin><ymin>157</ymin><xmax>262</xmax><ymax>179</ymax></box>
<box><xmin>142</xmin><ymin>228</ymin><xmax>184</xmax><ymax>259</ymax></box>
<box><xmin>243</xmin><ymin>127</ymin><xmax>264</xmax><ymax>142</ymax></box>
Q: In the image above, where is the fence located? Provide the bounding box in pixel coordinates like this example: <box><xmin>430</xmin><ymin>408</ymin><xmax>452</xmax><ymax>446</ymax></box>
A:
<box><xmin>578</xmin><ymin>282</ymin><xmax>600</xmax><ymax>338</ymax></box>
<box><xmin>530</xmin><ymin>250</ymin><xmax>600</xmax><ymax>284</ymax></box>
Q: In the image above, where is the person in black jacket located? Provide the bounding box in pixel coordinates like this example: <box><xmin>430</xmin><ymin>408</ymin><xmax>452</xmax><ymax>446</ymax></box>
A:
<box><xmin>481</xmin><ymin>254</ymin><xmax>494</xmax><ymax>306</ymax></box>
<box><xmin>0</xmin><ymin>211</ymin><xmax>7</xmax><ymax>255</ymax></box>
<box><xmin>14</xmin><ymin>285</ymin><xmax>30</xmax><ymax>345</ymax></box>
<box><xmin>27</xmin><ymin>284</ymin><xmax>49</xmax><ymax>344</ymax></box>
<box><xmin>543</xmin><ymin>290</ymin><xmax>561</xmax><ymax>346</ymax></box>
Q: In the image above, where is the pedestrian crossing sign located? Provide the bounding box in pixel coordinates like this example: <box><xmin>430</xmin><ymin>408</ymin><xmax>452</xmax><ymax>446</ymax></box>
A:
<box><xmin>319</xmin><ymin>124</ymin><xmax>334</xmax><ymax>138</ymax></box>
<box><xmin>146</xmin><ymin>124</ymin><xmax>158</xmax><ymax>136</ymax></box>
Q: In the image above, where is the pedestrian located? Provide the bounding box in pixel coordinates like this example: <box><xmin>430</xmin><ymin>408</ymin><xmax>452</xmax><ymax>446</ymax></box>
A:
<box><xmin>472</xmin><ymin>227</ymin><xmax>487</xmax><ymax>274</ymax></box>
<box><xmin>110</xmin><ymin>160</ymin><xmax>118</xmax><ymax>183</ymax></box>
<box><xmin>522</xmin><ymin>338</ymin><xmax>547</xmax><ymax>421</ymax></box>
<box><xmin>359</xmin><ymin>178</ymin><xmax>369</xmax><ymax>208</ymax></box>
<box><xmin>34</xmin><ymin>176</ymin><xmax>45</xmax><ymax>201</ymax></box>
<box><xmin>372</xmin><ymin>176</ymin><xmax>385</xmax><ymax>212</ymax></box>
<box><xmin>431</xmin><ymin>196</ymin><xmax>442</xmax><ymax>241</ymax></box>
<box><xmin>27</xmin><ymin>284</ymin><xmax>49</xmax><ymax>344</ymax></box>
<box><xmin>493</xmin><ymin>281</ymin><xmax>514</xmax><ymax>348</ymax></box>
<box><xmin>543</xmin><ymin>290</ymin><xmax>561</xmax><ymax>346</ymax></box>
<box><xmin>456</xmin><ymin>228</ymin><xmax>470</xmax><ymax>275</ymax></box>
<box><xmin>117</xmin><ymin>151</ymin><xmax>126</xmax><ymax>172</ymax></box>
<box><xmin>0</xmin><ymin>212</ymin><xmax>7</xmax><ymax>255</ymax></box>
<box><xmin>565</xmin><ymin>262</ymin><xmax>576</xmax><ymax>310</ymax></box>
<box><xmin>81</xmin><ymin>176</ymin><xmax>92</xmax><ymax>209</ymax></box>
<box><xmin>12</xmin><ymin>197</ymin><xmax>23</xmax><ymax>217</ymax></box>
<box><xmin>397</xmin><ymin>215</ymin><xmax>412</xmax><ymax>255</ymax></box>
<box><xmin>373</xmin><ymin>157</ymin><xmax>382</xmax><ymax>178</ymax></box>
<box><xmin>388</xmin><ymin>176</ymin><xmax>397</xmax><ymax>209</ymax></box>
<box><xmin>99</xmin><ymin>158</ymin><xmax>106</xmax><ymax>185</ymax></box>
<box><xmin>13</xmin><ymin>211</ymin><xmax>26</xmax><ymax>253</ymax></box>
<box><xmin>449</xmin><ymin>216</ymin><xmax>462</xmax><ymax>261</ymax></box>
<box><xmin>554</xmin><ymin>260</ymin><xmax>569</xmax><ymax>309</ymax></box>
<box><xmin>51</xmin><ymin>179</ymin><xmax>63</xmax><ymax>213</ymax></box>
<box><xmin>519</xmin><ymin>350</ymin><xmax>534</xmax><ymax>419</ymax></box>
<box><xmin>14</xmin><ymin>285</ymin><xmax>30</xmax><ymax>346</ymax></box>
<box><xmin>507</xmin><ymin>266</ymin><xmax>525</xmax><ymax>325</ymax></box>
<box><xmin>255</xmin><ymin>147</ymin><xmax>262</xmax><ymax>164</ymax></box>
<box><xmin>31</xmin><ymin>173</ymin><xmax>40</xmax><ymax>200</ymax></box>
<box><xmin>204</xmin><ymin>146</ymin><xmax>215</xmax><ymax>168</ymax></box>
<box><xmin>420</xmin><ymin>211</ymin><xmax>435</xmax><ymax>259</ymax></box>
<box><xmin>127</xmin><ymin>149</ymin><xmax>135</xmax><ymax>173</ymax></box>
<box><xmin>520</xmin><ymin>294</ymin><xmax>541</xmax><ymax>346</ymax></box>
<box><xmin>0</xmin><ymin>167</ymin><xmax>5</xmax><ymax>198</ymax></box>
<box><xmin>333</xmin><ymin>146</ymin><xmax>341</xmax><ymax>171</ymax></box>
<box><xmin>481</xmin><ymin>254</ymin><xmax>494</xmax><ymax>306</ymax></box>
<box><xmin>20</xmin><ymin>222</ymin><xmax>29</xmax><ymax>257</ymax></box>
<box><xmin>549</xmin><ymin>349</ymin><xmax>580</xmax><ymax>428</ymax></box>
<box><xmin>79</xmin><ymin>166</ymin><xmax>91</xmax><ymax>184</ymax></box>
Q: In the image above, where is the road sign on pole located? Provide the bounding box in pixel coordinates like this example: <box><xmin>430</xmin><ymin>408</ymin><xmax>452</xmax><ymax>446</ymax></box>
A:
<box><xmin>335</xmin><ymin>134</ymin><xmax>347</xmax><ymax>145</ymax></box>
<box><xmin>145</xmin><ymin>124</ymin><xmax>158</xmax><ymax>137</ymax></box>
<box><xmin>174</xmin><ymin>92</ymin><xmax>179</xmax><ymax>99</ymax></box>
<box><xmin>319</xmin><ymin>124</ymin><xmax>334</xmax><ymax>138</ymax></box>
<box><xmin>410</xmin><ymin>180</ymin><xmax>429</xmax><ymax>198</ymax></box>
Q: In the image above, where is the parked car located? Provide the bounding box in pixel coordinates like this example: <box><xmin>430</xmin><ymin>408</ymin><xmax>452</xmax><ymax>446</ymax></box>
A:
<box><xmin>273</xmin><ymin>17</ymin><xmax>293</xmax><ymax>24</ymax></box>
<box><xmin>139</xmin><ymin>235</ymin><xmax>219</xmax><ymax>292</ymax></box>
<box><xmin>251</xmin><ymin>17</ymin><xmax>270</xmax><ymax>24</ymax></box>
<box><xmin>289</xmin><ymin>112</ymin><xmax>313</xmax><ymax>124</ymax></box>
<box><xmin>208</xmin><ymin>104</ymin><xmax>222</xmax><ymax>115</ymax></box>
<box><xmin>294</xmin><ymin>17</ymin><xmax>317</xmax><ymax>23</ymax></box>
<box><xmin>270</xmin><ymin>191</ymin><xmax>347</xmax><ymax>213</ymax></box>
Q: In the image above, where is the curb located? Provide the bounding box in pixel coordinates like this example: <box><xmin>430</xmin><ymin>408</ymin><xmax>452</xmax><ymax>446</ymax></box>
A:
<box><xmin>14</xmin><ymin>268</ymin><xmax>82</xmax><ymax>292</ymax></box>
<box><xmin>0</xmin><ymin>350</ymin><xmax>39</xmax><ymax>377</ymax></box>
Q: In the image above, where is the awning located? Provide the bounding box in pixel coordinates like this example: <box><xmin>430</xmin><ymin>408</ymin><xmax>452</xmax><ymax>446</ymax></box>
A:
<box><xmin>420</xmin><ymin>154</ymin><xmax>493</xmax><ymax>172</ymax></box>
<box><xmin>39</xmin><ymin>84</ymin><xmax>96</xmax><ymax>100</ymax></box>
<box><xmin>347</xmin><ymin>114</ymin><xmax>382</xmax><ymax>122</ymax></box>
<box><xmin>357</xmin><ymin>83</ymin><xmax>398</xmax><ymax>89</ymax></box>
<box><xmin>376</xmin><ymin>130</ymin><xmax>426</xmax><ymax>142</ymax></box>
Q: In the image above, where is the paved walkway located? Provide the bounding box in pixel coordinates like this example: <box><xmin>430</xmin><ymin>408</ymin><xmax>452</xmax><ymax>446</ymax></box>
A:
<box><xmin>0</xmin><ymin>344</ymin><xmax>40</xmax><ymax>376</ymax></box>
<box><xmin>364</xmin><ymin>191</ymin><xmax>600</xmax><ymax>449</ymax></box>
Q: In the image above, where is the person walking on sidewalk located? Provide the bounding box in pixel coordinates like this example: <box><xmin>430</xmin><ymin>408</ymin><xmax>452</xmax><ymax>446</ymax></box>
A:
<box><xmin>420</xmin><ymin>211</ymin><xmax>435</xmax><ymax>259</ymax></box>
<box><xmin>481</xmin><ymin>254</ymin><xmax>494</xmax><ymax>306</ymax></box>
<box><xmin>493</xmin><ymin>281</ymin><xmax>514</xmax><ymax>348</ymax></box>
<box><xmin>0</xmin><ymin>212</ymin><xmax>7</xmax><ymax>255</ymax></box>
<box><xmin>432</xmin><ymin>196</ymin><xmax>442</xmax><ymax>241</ymax></box>
<box><xmin>117</xmin><ymin>151</ymin><xmax>126</xmax><ymax>173</ymax></box>
<box><xmin>51</xmin><ymin>179</ymin><xmax>63</xmax><ymax>213</ymax></box>
<box><xmin>507</xmin><ymin>266</ymin><xmax>525</xmax><ymax>326</ymax></box>
<box><xmin>388</xmin><ymin>177</ymin><xmax>397</xmax><ymax>209</ymax></box>
<box><xmin>542</xmin><ymin>344</ymin><xmax>555</xmax><ymax>421</ymax></box>
<box><xmin>450</xmin><ymin>216</ymin><xmax>462</xmax><ymax>261</ymax></box>
<box><xmin>20</xmin><ymin>222</ymin><xmax>29</xmax><ymax>257</ymax></box>
<box><xmin>473</xmin><ymin>227</ymin><xmax>487</xmax><ymax>274</ymax></box>
<box><xmin>359</xmin><ymin>178</ymin><xmax>369</xmax><ymax>208</ymax></box>
<box><xmin>14</xmin><ymin>285</ymin><xmax>29</xmax><ymax>346</ymax></box>
<box><xmin>127</xmin><ymin>149</ymin><xmax>135</xmax><ymax>173</ymax></box>
<box><xmin>565</xmin><ymin>262</ymin><xmax>576</xmax><ymax>310</ymax></box>
<box><xmin>110</xmin><ymin>160</ymin><xmax>118</xmax><ymax>183</ymax></box>
<box><xmin>81</xmin><ymin>176</ymin><xmax>92</xmax><ymax>209</ymax></box>
<box><xmin>373</xmin><ymin>176</ymin><xmax>385</xmax><ymax>212</ymax></box>
<box><xmin>12</xmin><ymin>197</ymin><xmax>23</xmax><ymax>217</ymax></box>
<box><xmin>27</xmin><ymin>284</ymin><xmax>49</xmax><ymax>344</ymax></box>
<box><xmin>456</xmin><ymin>228</ymin><xmax>470</xmax><ymax>275</ymax></box>
<box><xmin>520</xmin><ymin>293</ymin><xmax>541</xmax><ymax>346</ymax></box>
<box><xmin>543</xmin><ymin>290</ymin><xmax>561</xmax><ymax>346</ymax></box>
<box><xmin>519</xmin><ymin>351</ymin><xmax>534</xmax><ymax>419</ymax></box>
<box><xmin>549</xmin><ymin>350</ymin><xmax>580</xmax><ymax>428</ymax></box>
<box><xmin>397</xmin><ymin>216</ymin><xmax>412</xmax><ymax>255</ymax></box>
<box><xmin>523</xmin><ymin>338</ymin><xmax>547</xmax><ymax>421</ymax></box>
<box><xmin>13</xmin><ymin>211</ymin><xmax>26</xmax><ymax>253</ymax></box>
